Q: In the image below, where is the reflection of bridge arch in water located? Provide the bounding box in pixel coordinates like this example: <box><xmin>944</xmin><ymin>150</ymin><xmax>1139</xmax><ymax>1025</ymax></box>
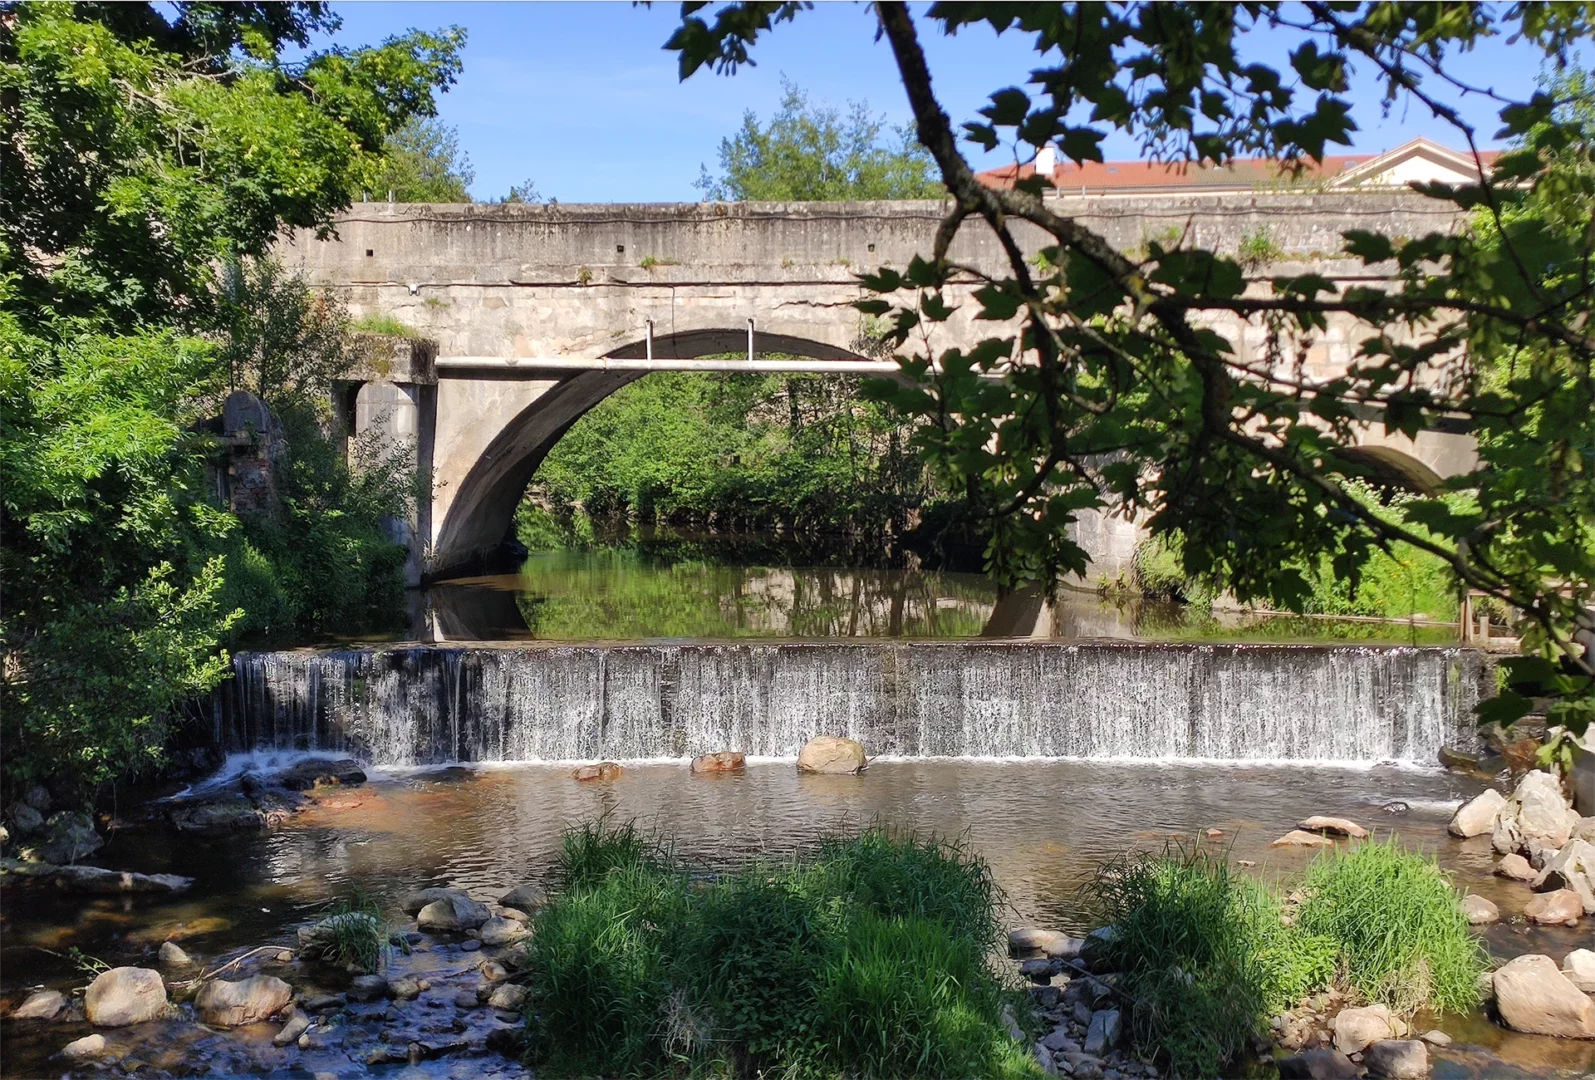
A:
<box><xmin>421</xmin><ymin>555</ymin><xmax>1007</xmax><ymax>643</ymax></box>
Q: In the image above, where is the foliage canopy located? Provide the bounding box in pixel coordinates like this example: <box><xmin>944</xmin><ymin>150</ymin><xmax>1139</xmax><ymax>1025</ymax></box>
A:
<box><xmin>698</xmin><ymin>77</ymin><xmax>942</xmax><ymax>201</ymax></box>
<box><xmin>668</xmin><ymin>2</ymin><xmax>1595</xmax><ymax>742</ymax></box>
<box><xmin>371</xmin><ymin>115</ymin><xmax>475</xmax><ymax>202</ymax></box>
<box><xmin>1</xmin><ymin>1</ymin><xmax>458</xmax><ymax>794</ymax></box>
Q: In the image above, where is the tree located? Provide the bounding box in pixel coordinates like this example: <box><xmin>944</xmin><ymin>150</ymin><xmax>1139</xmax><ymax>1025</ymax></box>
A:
<box><xmin>1</xmin><ymin>1</ymin><xmax>464</xmax><ymax>327</ymax></box>
<box><xmin>371</xmin><ymin>115</ymin><xmax>475</xmax><ymax>202</ymax></box>
<box><xmin>497</xmin><ymin>178</ymin><xmax>546</xmax><ymax>204</ymax></box>
<box><xmin>668</xmin><ymin>3</ymin><xmax>1595</xmax><ymax>748</ymax></box>
<box><xmin>697</xmin><ymin>78</ymin><xmax>942</xmax><ymax>200</ymax></box>
<box><xmin>1</xmin><ymin>2</ymin><xmax>462</xmax><ymax>795</ymax></box>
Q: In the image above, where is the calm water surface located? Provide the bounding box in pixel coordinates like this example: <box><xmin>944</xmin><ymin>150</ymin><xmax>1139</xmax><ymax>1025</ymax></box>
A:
<box><xmin>405</xmin><ymin>538</ymin><xmax>1460</xmax><ymax>645</ymax></box>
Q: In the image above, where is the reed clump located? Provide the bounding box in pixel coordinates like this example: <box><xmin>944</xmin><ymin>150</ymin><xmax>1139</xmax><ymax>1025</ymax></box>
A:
<box><xmin>1090</xmin><ymin>837</ymin><xmax>1485</xmax><ymax>1077</ymax></box>
<box><xmin>521</xmin><ymin>819</ymin><xmax>1039</xmax><ymax>1079</ymax></box>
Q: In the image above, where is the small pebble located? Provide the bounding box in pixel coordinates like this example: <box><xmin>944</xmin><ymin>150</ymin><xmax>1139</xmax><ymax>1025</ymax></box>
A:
<box><xmin>460</xmin><ymin>940</ymin><xmax>482</xmax><ymax>952</ymax></box>
<box><xmin>275</xmin><ymin>950</ymin><xmax>293</xmax><ymax>962</ymax></box>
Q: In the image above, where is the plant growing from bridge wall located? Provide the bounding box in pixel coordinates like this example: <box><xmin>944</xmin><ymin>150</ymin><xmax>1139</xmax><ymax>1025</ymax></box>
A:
<box><xmin>668</xmin><ymin>4</ymin><xmax>1595</xmax><ymax>750</ymax></box>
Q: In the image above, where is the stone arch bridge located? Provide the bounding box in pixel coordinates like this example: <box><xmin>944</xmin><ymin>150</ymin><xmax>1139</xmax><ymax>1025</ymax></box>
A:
<box><xmin>282</xmin><ymin>194</ymin><xmax>1478</xmax><ymax>584</ymax></box>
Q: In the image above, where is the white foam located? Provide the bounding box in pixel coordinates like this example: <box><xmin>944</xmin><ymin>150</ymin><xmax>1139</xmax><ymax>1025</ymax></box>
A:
<box><xmin>165</xmin><ymin>748</ymin><xmax>393</xmax><ymax>800</ymax></box>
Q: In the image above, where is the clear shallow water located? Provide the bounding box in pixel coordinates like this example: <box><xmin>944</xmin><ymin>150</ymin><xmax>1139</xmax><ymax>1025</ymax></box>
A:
<box><xmin>5</xmin><ymin>760</ymin><xmax>1591</xmax><ymax>1076</ymax></box>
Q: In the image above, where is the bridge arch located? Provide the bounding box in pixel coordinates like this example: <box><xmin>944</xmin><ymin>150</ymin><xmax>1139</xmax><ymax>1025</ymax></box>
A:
<box><xmin>428</xmin><ymin>329</ymin><xmax>880</xmax><ymax>577</ymax></box>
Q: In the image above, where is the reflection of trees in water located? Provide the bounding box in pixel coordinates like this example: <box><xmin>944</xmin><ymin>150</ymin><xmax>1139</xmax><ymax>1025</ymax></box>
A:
<box><xmin>512</xmin><ymin>548</ymin><xmax>994</xmax><ymax>640</ymax></box>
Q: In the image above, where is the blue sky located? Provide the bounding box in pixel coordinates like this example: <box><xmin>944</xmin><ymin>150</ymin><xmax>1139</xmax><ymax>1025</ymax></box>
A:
<box><xmin>324</xmin><ymin>2</ymin><xmax>1556</xmax><ymax>203</ymax></box>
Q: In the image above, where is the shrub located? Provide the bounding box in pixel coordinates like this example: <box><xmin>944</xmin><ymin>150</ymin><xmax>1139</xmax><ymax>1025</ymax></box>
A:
<box><xmin>1295</xmin><ymin>838</ymin><xmax>1486</xmax><ymax>1014</ymax></box>
<box><xmin>523</xmin><ymin>820</ymin><xmax>1040</xmax><ymax>1080</ymax></box>
<box><xmin>673</xmin><ymin>868</ymin><xmax>834</xmax><ymax>1073</ymax></box>
<box><xmin>1091</xmin><ymin>847</ymin><xmax>1271</xmax><ymax>1076</ymax></box>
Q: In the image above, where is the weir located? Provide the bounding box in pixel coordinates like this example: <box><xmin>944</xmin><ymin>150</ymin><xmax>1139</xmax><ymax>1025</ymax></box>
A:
<box><xmin>213</xmin><ymin>642</ymin><xmax>1485</xmax><ymax>766</ymax></box>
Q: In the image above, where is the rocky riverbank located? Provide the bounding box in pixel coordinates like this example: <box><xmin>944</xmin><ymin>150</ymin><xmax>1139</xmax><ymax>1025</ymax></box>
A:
<box><xmin>3</xmin><ymin>880</ymin><xmax>543</xmax><ymax>1077</ymax></box>
<box><xmin>1000</xmin><ymin>766</ymin><xmax>1595</xmax><ymax>1079</ymax></box>
<box><xmin>4</xmin><ymin>752</ymin><xmax>1593</xmax><ymax>1077</ymax></box>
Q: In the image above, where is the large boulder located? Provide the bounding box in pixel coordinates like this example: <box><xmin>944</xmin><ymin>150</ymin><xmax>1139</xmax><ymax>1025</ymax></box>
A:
<box><xmin>399</xmin><ymin>887</ymin><xmax>459</xmax><ymax>916</ymax></box>
<box><xmin>499</xmin><ymin>883</ymin><xmax>548</xmax><ymax>914</ymax></box>
<box><xmin>690</xmin><ymin>751</ymin><xmax>746</xmax><ymax>774</ymax></box>
<box><xmin>1008</xmin><ymin>928</ymin><xmax>1082</xmax><ymax>959</ymax></box>
<box><xmin>1332</xmin><ymin>1004</ymin><xmax>1401</xmax><ymax>1054</ymax></box>
<box><xmin>796</xmin><ymin>736</ymin><xmax>867</xmax><ymax>775</ymax></box>
<box><xmin>1461</xmin><ymin>893</ymin><xmax>1499</xmax><ymax>925</ymax></box>
<box><xmin>1524</xmin><ymin>889</ymin><xmax>1584</xmax><ymax>926</ymax></box>
<box><xmin>84</xmin><ymin>966</ymin><xmax>168</xmax><ymax>1026</ymax></box>
<box><xmin>8</xmin><ymin>802</ymin><xmax>44</xmax><ymax>835</ymax></box>
<box><xmin>52</xmin><ymin>865</ymin><xmax>193</xmax><ymax>894</ymax></box>
<box><xmin>1271</xmin><ymin>829</ymin><xmax>1335</xmax><ymax>848</ymax></box>
<box><xmin>61</xmin><ymin>1033</ymin><xmax>108</xmax><ymax>1062</ymax></box>
<box><xmin>1448</xmin><ymin>789</ymin><xmax>1506</xmax><ymax>838</ymax></box>
<box><xmin>37</xmin><ymin>811</ymin><xmax>103</xmax><ymax>865</ymax></box>
<box><xmin>1083</xmin><ymin>1009</ymin><xmax>1122</xmax><ymax>1055</ymax></box>
<box><xmin>1531</xmin><ymin>838</ymin><xmax>1595</xmax><ymax>914</ymax></box>
<box><xmin>1493</xmin><ymin>953</ymin><xmax>1595</xmax><ymax>1038</ymax></box>
<box><xmin>1494</xmin><ymin>771</ymin><xmax>1578</xmax><ymax>853</ymax></box>
<box><xmin>1496</xmin><ymin>853</ymin><xmax>1536</xmax><ymax>881</ymax></box>
<box><xmin>1297</xmin><ymin>816</ymin><xmax>1369</xmax><ymax>839</ymax></box>
<box><xmin>572</xmin><ymin>762</ymin><xmax>622</xmax><ymax>782</ymax></box>
<box><xmin>1277</xmin><ymin>1049</ymin><xmax>1361</xmax><ymax>1079</ymax></box>
<box><xmin>488</xmin><ymin>983</ymin><xmax>528</xmax><ymax>1011</ymax></box>
<box><xmin>417</xmin><ymin>893</ymin><xmax>491</xmax><ymax>932</ymax></box>
<box><xmin>195</xmin><ymin>975</ymin><xmax>292</xmax><ymax>1027</ymax></box>
<box><xmin>171</xmin><ymin>800</ymin><xmax>266</xmax><ymax>833</ymax></box>
<box><xmin>157</xmin><ymin>941</ymin><xmax>194</xmax><ymax>969</ymax></box>
<box><xmin>1362</xmin><ymin>1039</ymin><xmax>1429</xmax><ymax>1079</ymax></box>
<box><xmin>273</xmin><ymin>1008</ymin><xmax>312</xmax><ymax>1047</ymax></box>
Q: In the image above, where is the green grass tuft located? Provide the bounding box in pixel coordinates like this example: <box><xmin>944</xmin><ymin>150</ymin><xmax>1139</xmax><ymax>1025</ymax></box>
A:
<box><xmin>1295</xmin><ymin>837</ymin><xmax>1487</xmax><ymax>1015</ymax></box>
<box><xmin>1089</xmin><ymin>837</ymin><xmax>1487</xmax><ymax>1075</ymax></box>
<box><xmin>351</xmin><ymin>312</ymin><xmax>421</xmax><ymax>338</ymax></box>
<box><xmin>522</xmin><ymin>819</ymin><xmax>1039</xmax><ymax>1080</ymax></box>
<box><xmin>551</xmin><ymin>813</ymin><xmax>674</xmax><ymax>893</ymax></box>
<box><xmin>313</xmin><ymin>889</ymin><xmax>385</xmax><ymax>971</ymax></box>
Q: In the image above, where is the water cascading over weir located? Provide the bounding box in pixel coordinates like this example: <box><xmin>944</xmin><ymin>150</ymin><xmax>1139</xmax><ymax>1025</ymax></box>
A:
<box><xmin>213</xmin><ymin>643</ymin><xmax>1485</xmax><ymax>766</ymax></box>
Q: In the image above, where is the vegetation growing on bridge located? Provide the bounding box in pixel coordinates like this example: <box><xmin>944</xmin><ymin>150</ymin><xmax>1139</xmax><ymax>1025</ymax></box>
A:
<box><xmin>670</xmin><ymin>4</ymin><xmax>1595</xmax><ymax>753</ymax></box>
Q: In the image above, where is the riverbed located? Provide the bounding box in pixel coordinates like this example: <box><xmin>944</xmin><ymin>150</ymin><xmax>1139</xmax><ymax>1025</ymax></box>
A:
<box><xmin>4</xmin><ymin>758</ymin><xmax>1591</xmax><ymax>1077</ymax></box>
